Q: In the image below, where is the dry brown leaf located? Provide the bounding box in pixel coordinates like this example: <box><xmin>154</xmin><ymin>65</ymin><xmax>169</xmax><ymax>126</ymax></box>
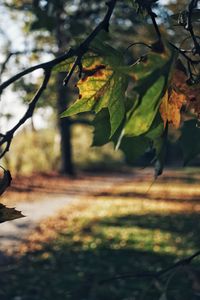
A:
<box><xmin>0</xmin><ymin>203</ymin><xmax>24</xmax><ymax>223</ymax></box>
<box><xmin>172</xmin><ymin>69</ymin><xmax>200</xmax><ymax>115</ymax></box>
<box><xmin>160</xmin><ymin>89</ymin><xmax>186</xmax><ymax>128</ymax></box>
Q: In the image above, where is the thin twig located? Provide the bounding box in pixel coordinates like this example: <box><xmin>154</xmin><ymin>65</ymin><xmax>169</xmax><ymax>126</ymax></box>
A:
<box><xmin>0</xmin><ymin>69</ymin><xmax>51</xmax><ymax>158</ymax></box>
<box><xmin>187</xmin><ymin>0</ymin><xmax>200</xmax><ymax>54</ymax></box>
<box><xmin>0</xmin><ymin>0</ymin><xmax>118</xmax><ymax>159</ymax></box>
<box><xmin>0</xmin><ymin>49</ymin><xmax>54</xmax><ymax>81</ymax></box>
<box><xmin>63</xmin><ymin>0</ymin><xmax>117</xmax><ymax>85</ymax></box>
<box><xmin>0</xmin><ymin>48</ymin><xmax>75</xmax><ymax>94</ymax></box>
<box><xmin>169</xmin><ymin>42</ymin><xmax>200</xmax><ymax>64</ymax></box>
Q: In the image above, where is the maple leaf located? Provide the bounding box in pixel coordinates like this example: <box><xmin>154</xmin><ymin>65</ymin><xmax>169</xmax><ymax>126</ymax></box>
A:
<box><xmin>62</xmin><ymin>47</ymin><xmax>128</xmax><ymax>136</ymax></box>
<box><xmin>160</xmin><ymin>89</ymin><xmax>186</xmax><ymax>128</ymax></box>
<box><xmin>124</xmin><ymin>46</ymin><xmax>175</xmax><ymax>137</ymax></box>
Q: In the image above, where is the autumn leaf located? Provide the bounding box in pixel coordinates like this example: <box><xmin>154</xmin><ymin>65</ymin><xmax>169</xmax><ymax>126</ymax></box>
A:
<box><xmin>171</xmin><ymin>68</ymin><xmax>200</xmax><ymax>115</ymax></box>
<box><xmin>159</xmin><ymin>89</ymin><xmax>186</xmax><ymax>128</ymax></box>
<box><xmin>62</xmin><ymin>42</ymin><xmax>128</xmax><ymax>136</ymax></box>
<box><xmin>0</xmin><ymin>203</ymin><xmax>24</xmax><ymax>224</ymax></box>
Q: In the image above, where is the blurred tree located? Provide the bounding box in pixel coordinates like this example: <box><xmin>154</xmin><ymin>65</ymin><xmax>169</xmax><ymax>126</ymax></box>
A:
<box><xmin>0</xmin><ymin>0</ymin><xmax>142</xmax><ymax>175</ymax></box>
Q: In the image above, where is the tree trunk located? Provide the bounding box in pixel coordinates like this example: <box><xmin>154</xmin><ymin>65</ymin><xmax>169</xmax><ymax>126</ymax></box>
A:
<box><xmin>55</xmin><ymin>6</ymin><xmax>74</xmax><ymax>176</ymax></box>
<box><xmin>57</xmin><ymin>73</ymin><xmax>74</xmax><ymax>175</ymax></box>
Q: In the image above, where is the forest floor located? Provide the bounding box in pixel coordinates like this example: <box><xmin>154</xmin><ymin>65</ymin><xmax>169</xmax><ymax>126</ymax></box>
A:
<box><xmin>1</xmin><ymin>168</ymin><xmax>200</xmax><ymax>300</ymax></box>
<box><xmin>0</xmin><ymin>171</ymin><xmax>135</xmax><ymax>253</ymax></box>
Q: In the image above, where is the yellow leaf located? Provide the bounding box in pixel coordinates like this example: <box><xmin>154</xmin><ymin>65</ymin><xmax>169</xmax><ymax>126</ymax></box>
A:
<box><xmin>159</xmin><ymin>90</ymin><xmax>169</xmax><ymax>128</ymax></box>
<box><xmin>160</xmin><ymin>89</ymin><xmax>186</xmax><ymax>128</ymax></box>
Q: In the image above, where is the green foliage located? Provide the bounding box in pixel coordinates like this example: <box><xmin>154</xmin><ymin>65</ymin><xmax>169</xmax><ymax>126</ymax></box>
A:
<box><xmin>4</xmin><ymin>0</ymin><xmax>200</xmax><ymax>178</ymax></box>
<box><xmin>62</xmin><ymin>38</ymin><xmax>129</xmax><ymax>136</ymax></box>
<box><xmin>62</xmin><ymin>36</ymin><xmax>176</xmax><ymax>175</ymax></box>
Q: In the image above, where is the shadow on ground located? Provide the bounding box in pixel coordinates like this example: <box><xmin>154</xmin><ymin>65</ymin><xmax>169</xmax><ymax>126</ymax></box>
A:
<box><xmin>0</xmin><ymin>201</ymin><xmax>200</xmax><ymax>300</ymax></box>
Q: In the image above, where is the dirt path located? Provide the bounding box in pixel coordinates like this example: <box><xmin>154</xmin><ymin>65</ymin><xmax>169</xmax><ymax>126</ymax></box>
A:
<box><xmin>1</xmin><ymin>169</ymin><xmax>198</xmax><ymax>261</ymax></box>
<box><xmin>0</xmin><ymin>195</ymin><xmax>77</xmax><ymax>252</ymax></box>
<box><xmin>0</xmin><ymin>173</ymin><xmax>131</xmax><ymax>254</ymax></box>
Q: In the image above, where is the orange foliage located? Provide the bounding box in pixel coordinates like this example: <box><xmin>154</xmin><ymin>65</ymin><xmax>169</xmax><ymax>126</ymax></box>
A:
<box><xmin>160</xmin><ymin>68</ymin><xmax>200</xmax><ymax>128</ymax></box>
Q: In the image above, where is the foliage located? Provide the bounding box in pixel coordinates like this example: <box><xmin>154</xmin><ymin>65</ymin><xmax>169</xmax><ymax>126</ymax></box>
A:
<box><xmin>59</xmin><ymin>1</ymin><xmax>200</xmax><ymax>177</ymax></box>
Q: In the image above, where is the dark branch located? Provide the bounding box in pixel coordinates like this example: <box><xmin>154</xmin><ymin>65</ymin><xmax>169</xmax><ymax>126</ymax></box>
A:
<box><xmin>63</xmin><ymin>0</ymin><xmax>117</xmax><ymax>85</ymax></box>
<box><xmin>0</xmin><ymin>0</ymin><xmax>117</xmax><ymax>159</ymax></box>
<box><xmin>169</xmin><ymin>42</ymin><xmax>200</xmax><ymax>64</ymax></box>
<box><xmin>0</xmin><ymin>48</ymin><xmax>75</xmax><ymax>94</ymax></box>
<box><xmin>0</xmin><ymin>69</ymin><xmax>51</xmax><ymax>158</ymax></box>
<box><xmin>0</xmin><ymin>0</ymin><xmax>117</xmax><ymax>93</ymax></box>
<box><xmin>0</xmin><ymin>49</ymin><xmax>55</xmax><ymax>82</ymax></box>
<box><xmin>187</xmin><ymin>0</ymin><xmax>200</xmax><ymax>55</ymax></box>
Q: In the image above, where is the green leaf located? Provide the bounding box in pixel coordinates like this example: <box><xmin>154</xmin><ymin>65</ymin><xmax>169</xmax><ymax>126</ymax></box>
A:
<box><xmin>92</xmin><ymin>109</ymin><xmax>111</xmax><ymax>146</ymax></box>
<box><xmin>62</xmin><ymin>38</ymin><xmax>128</xmax><ymax>136</ymax></box>
<box><xmin>119</xmin><ymin>135</ymin><xmax>150</xmax><ymax>164</ymax></box>
<box><xmin>179</xmin><ymin>119</ymin><xmax>200</xmax><ymax>165</ymax></box>
<box><xmin>116</xmin><ymin>50</ymin><xmax>172</xmax><ymax>80</ymax></box>
<box><xmin>0</xmin><ymin>203</ymin><xmax>25</xmax><ymax>224</ymax></box>
<box><xmin>108</xmin><ymin>74</ymin><xmax>127</xmax><ymax>136</ymax></box>
<box><xmin>145</xmin><ymin>113</ymin><xmax>164</xmax><ymax>140</ymax></box>
<box><xmin>124</xmin><ymin>45</ymin><xmax>175</xmax><ymax>137</ymax></box>
<box><xmin>125</xmin><ymin>75</ymin><xmax>165</xmax><ymax>136</ymax></box>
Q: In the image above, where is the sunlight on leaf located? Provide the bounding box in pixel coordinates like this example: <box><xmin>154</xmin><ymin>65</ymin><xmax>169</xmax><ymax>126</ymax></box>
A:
<box><xmin>61</xmin><ymin>40</ymin><xmax>128</xmax><ymax>135</ymax></box>
<box><xmin>159</xmin><ymin>89</ymin><xmax>186</xmax><ymax>128</ymax></box>
<box><xmin>125</xmin><ymin>76</ymin><xmax>165</xmax><ymax>136</ymax></box>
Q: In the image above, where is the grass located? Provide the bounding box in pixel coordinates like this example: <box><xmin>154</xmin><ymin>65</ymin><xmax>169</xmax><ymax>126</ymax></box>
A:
<box><xmin>1</xmin><ymin>171</ymin><xmax>200</xmax><ymax>300</ymax></box>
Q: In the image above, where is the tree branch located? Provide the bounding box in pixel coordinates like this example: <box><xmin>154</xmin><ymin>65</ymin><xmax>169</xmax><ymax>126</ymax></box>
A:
<box><xmin>0</xmin><ymin>48</ymin><xmax>75</xmax><ymax>94</ymax></box>
<box><xmin>63</xmin><ymin>0</ymin><xmax>117</xmax><ymax>85</ymax></box>
<box><xmin>187</xmin><ymin>0</ymin><xmax>200</xmax><ymax>55</ymax></box>
<box><xmin>0</xmin><ymin>0</ymin><xmax>118</xmax><ymax>159</ymax></box>
<box><xmin>0</xmin><ymin>49</ymin><xmax>55</xmax><ymax>82</ymax></box>
<box><xmin>0</xmin><ymin>69</ymin><xmax>51</xmax><ymax>158</ymax></box>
